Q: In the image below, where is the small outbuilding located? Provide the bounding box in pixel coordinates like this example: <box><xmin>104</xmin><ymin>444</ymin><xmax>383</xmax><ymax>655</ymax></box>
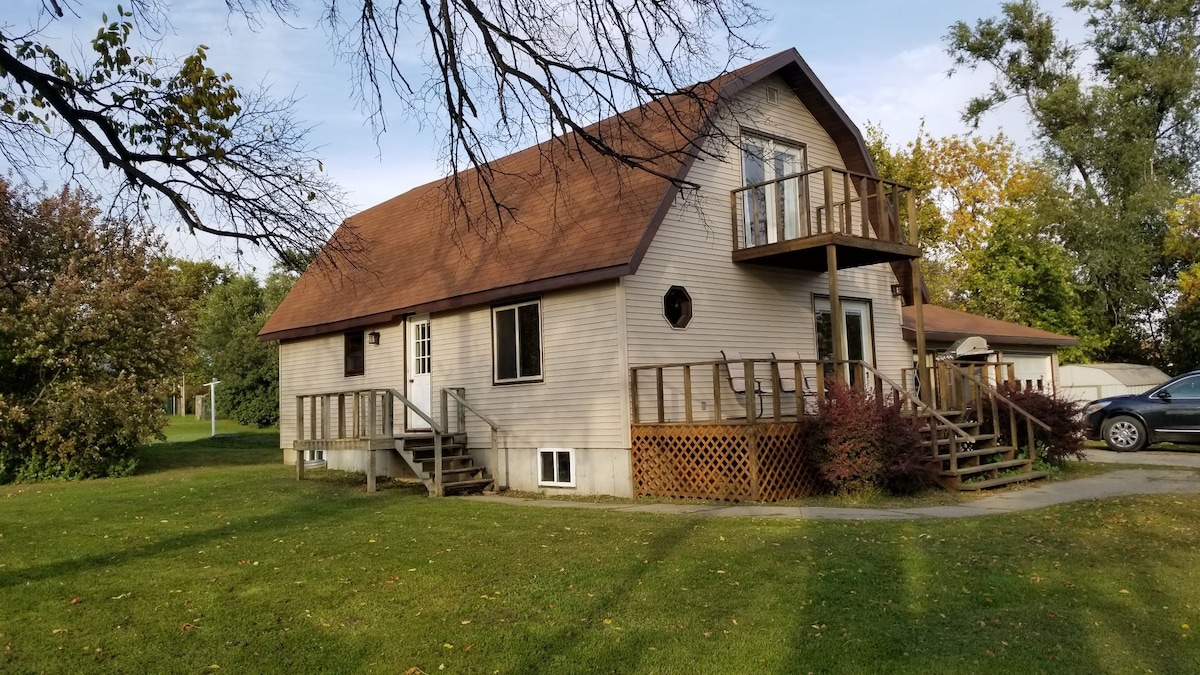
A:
<box><xmin>1056</xmin><ymin>363</ymin><xmax>1171</xmax><ymax>403</ymax></box>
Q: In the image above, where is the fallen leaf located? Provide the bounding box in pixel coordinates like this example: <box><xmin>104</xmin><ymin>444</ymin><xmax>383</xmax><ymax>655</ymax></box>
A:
<box><xmin>69</xmin><ymin>597</ymin><xmax>81</xmax><ymax>605</ymax></box>
<box><xmin>443</xmin><ymin>643</ymin><xmax>454</xmax><ymax>649</ymax></box>
<box><xmin>1119</xmin><ymin>589</ymin><xmax>1130</xmax><ymax>594</ymax></box>
<box><xmin>182</xmin><ymin>623</ymin><xmax>195</xmax><ymax>631</ymax></box>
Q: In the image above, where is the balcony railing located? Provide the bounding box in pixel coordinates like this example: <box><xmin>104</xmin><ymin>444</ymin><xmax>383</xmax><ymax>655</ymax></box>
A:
<box><xmin>729</xmin><ymin>166</ymin><xmax>918</xmax><ymax>267</ymax></box>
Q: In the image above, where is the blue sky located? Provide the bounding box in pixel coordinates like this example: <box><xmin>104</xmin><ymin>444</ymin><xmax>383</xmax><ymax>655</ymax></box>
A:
<box><xmin>6</xmin><ymin>0</ymin><xmax>1083</xmax><ymax>266</ymax></box>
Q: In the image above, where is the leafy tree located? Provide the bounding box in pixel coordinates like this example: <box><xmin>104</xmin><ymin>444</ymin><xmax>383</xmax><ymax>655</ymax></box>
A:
<box><xmin>0</xmin><ymin>178</ymin><xmax>188</xmax><ymax>482</ymax></box>
<box><xmin>195</xmin><ymin>270</ymin><xmax>294</xmax><ymax>427</ymax></box>
<box><xmin>946</xmin><ymin>0</ymin><xmax>1200</xmax><ymax>361</ymax></box>
<box><xmin>2</xmin><ymin>0</ymin><xmax>763</xmax><ymax>255</ymax></box>
<box><xmin>868</xmin><ymin>126</ymin><xmax>1099</xmax><ymax>360</ymax></box>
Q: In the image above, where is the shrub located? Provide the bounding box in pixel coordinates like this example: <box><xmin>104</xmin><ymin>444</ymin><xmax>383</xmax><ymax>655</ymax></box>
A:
<box><xmin>991</xmin><ymin>382</ymin><xmax>1087</xmax><ymax>466</ymax></box>
<box><xmin>809</xmin><ymin>383</ymin><xmax>934</xmax><ymax>496</ymax></box>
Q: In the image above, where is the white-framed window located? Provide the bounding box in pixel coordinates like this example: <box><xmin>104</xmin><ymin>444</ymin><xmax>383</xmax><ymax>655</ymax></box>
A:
<box><xmin>538</xmin><ymin>448</ymin><xmax>575</xmax><ymax>487</ymax></box>
<box><xmin>493</xmin><ymin>300</ymin><xmax>542</xmax><ymax>383</ymax></box>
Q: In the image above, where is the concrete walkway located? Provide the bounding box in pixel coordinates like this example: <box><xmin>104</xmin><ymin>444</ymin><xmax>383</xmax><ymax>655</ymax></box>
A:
<box><xmin>463</xmin><ymin>463</ymin><xmax>1200</xmax><ymax>521</ymax></box>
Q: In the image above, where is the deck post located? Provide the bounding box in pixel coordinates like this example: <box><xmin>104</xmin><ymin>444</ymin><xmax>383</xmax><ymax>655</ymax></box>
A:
<box><xmin>367</xmin><ymin>391</ymin><xmax>377</xmax><ymax>440</ymax></box>
<box><xmin>826</xmin><ymin>245</ymin><xmax>846</xmax><ymax>382</ymax></box>
<box><xmin>744</xmin><ymin>360</ymin><xmax>758</xmax><ymax>425</ymax></box>
<box><xmin>296</xmin><ymin>396</ymin><xmax>305</xmax><ymax>442</ymax></box>
<box><xmin>440</xmin><ymin>388</ymin><xmax>449</xmax><ymax>434</ymax></box>
<box><xmin>822</xmin><ymin>167</ymin><xmax>835</xmax><ymax>234</ymax></box>
<box><xmin>908</xmin><ymin>191</ymin><xmax>931</xmax><ymax>407</ymax></box>
<box><xmin>655</xmin><ymin>367</ymin><xmax>665</xmax><ymax>424</ymax></box>
<box><xmin>433</xmin><ymin>431</ymin><xmax>444</xmax><ymax>497</ymax></box>
<box><xmin>366</xmin><ymin>444</ymin><xmax>376</xmax><ymax>493</ymax></box>
<box><xmin>309</xmin><ymin>396</ymin><xmax>317</xmax><ymax>442</ymax></box>
<box><xmin>630</xmin><ymin>369</ymin><xmax>640</xmax><ymax>424</ymax></box>
<box><xmin>321</xmin><ymin>395</ymin><xmax>330</xmax><ymax>440</ymax></box>
<box><xmin>337</xmin><ymin>394</ymin><xmax>346</xmax><ymax>439</ymax></box>
<box><xmin>296</xmin><ymin>446</ymin><xmax>305</xmax><ymax>480</ymax></box>
<box><xmin>683</xmin><ymin>366</ymin><xmax>693</xmax><ymax>423</ymax></box>
<box><xmin>712</xmin><ymin>363</ymin><xmax>723</xmax><ymax>422</ymax></box>
<box><xmin>860</xmin><ymin>177</ymin><xmax>872</xmax><ymax>239</ymax></box>
<box><xmin>456</xmin><ymin>388</ymin><xmax>467</xmax><ymax>433</ymax></box>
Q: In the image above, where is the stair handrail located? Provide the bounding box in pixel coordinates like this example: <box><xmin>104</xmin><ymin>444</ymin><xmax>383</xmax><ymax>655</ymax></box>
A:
<box><xmin>941</xmin><ymin>361</ymin><xmax>1050</xmax><ymax>466</ymax></box>
<box><xmin>857</xmin><ymin>361</ymin><xmax>973</xmax><ymax>442</ymax></box>
<box><xmin>940</xmin><ymin>363</ymin><xmax>1051</xmax><ymax>432</ymax></box>
<box><xmin>379</xmin><ymin>388</ymin><xmax>448</xmax><ymax>496</ymax></box>
<box><xmin>443</xmin><ymin>387</ymin><xmax>505</xmax><ymax>491</ymax></box>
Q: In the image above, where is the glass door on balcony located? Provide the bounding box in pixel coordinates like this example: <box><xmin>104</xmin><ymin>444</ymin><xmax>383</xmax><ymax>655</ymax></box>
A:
<box><xmin>741</xmin><ymin>136</ymin><xmax>806</xmax><ymax>247</ymax></box>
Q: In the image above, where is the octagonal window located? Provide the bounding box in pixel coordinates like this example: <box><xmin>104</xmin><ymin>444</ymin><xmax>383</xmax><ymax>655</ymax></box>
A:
<box><xmin>663</xmin><ymin>286</ymin><xmax>693</xmax><ymax>329</ymax></box>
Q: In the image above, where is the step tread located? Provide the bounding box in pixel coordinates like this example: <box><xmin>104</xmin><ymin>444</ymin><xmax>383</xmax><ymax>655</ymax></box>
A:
<box><xmin>921</xmin><ymin>434</ymin><xmax>996</xmax><ymax>447</ymax></box>
<box><xmin>941</xmin><ymin>458</ymin><xmax>1031</xmax><ymax>477</ymax></box>
<box><xmin>957</xmin><ymin>471</ymin><xmax>1049</xmax><ymax>491</ymax></box>
<box><xmin>426</xmin><ymin>466</ymin><xmax>484</xmax><ymax>477</ymax></box>
<box><xmin>931</xmin><ymin>445</ymin><xmax>1016</xmax><ymax>461</ymax></box>
<box><xmin>442</xmin><ymin>478</ymin><xmax>495</xmax><ymax>493</ymax></box>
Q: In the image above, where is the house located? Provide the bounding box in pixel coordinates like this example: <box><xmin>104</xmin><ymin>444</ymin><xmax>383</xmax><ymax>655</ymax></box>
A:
<box><xmin>900</xmin><ymin>304</ymin><xmax>1078</xmax><ymax>392</ymax></box>
<box><xmin>260</xmin><ymin>48</ymin><xmax>1052</xmax><ymax>500</ymax></box>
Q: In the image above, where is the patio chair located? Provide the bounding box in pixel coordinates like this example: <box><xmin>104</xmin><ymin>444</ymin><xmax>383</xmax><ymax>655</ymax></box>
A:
<box><xmin>772</xmin><ymin>350</ymin><xmax>822</xmax><ymax>414</ymax></box>
<box><xmin>720</xmin><ymin>349</ymin><xmax>765</xmax><ymax>416</ymax></box>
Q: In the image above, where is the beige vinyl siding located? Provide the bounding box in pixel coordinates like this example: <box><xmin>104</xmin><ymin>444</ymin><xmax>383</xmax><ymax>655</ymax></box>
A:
<box><xmin>625</xmin><ymin>75</ymin><xmax>910</xmax><ymax>413</ymax></box>
<box><xmin>433</xmin><ymin>281</ymin><xmax>630</xmax><ymax>495</ymax></box>
<box><xmin>432</xmin><ymin>281</ymin><xmax>625</xmax><ymax>449</ymax></box>
<box><xmin>278</xmin><ymin>321</ymin><xmax>406</xmax><ymax>456</ymax></box>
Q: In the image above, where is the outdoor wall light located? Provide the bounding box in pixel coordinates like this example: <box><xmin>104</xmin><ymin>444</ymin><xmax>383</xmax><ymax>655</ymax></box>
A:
<box><xmin>367</xmin><ymin>331</ymin><xmax>381</xmax><ymax>345</ymax></box>
<box><xmin>890</xmin><ymin>283</ymin><xmax>904</xmax><ymax>297</ymax></box>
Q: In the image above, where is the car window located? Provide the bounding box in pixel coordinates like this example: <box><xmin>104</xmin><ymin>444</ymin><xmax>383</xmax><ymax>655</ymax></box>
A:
<box><xmin>1161</xmin><ymin>376</ymin><xmax>1200</xmax><ymax>399</ymax></box>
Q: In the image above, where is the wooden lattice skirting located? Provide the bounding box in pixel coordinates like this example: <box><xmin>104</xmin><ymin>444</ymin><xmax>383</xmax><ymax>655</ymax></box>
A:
<box><xmin>631</xmin><ymin>423</ymin><xmax>821</xmax><ymax>502</ymax></box>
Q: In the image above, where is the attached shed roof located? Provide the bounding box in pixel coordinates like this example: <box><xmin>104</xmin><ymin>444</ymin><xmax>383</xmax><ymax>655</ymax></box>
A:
<box><xmin>901</xmin><ymin>305</ymin><xmax>1078</xmax><ymax>348</ymax></box>
<box><xmin>259</xmin><ymin>48</ymin><xmax>899</xmax><ymax>342</ymax></box>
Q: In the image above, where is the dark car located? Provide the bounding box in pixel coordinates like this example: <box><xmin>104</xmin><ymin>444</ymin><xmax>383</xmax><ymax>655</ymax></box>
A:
<box><xmin>1083</xmin><ymin>370</ymin><xmax>1200</xmax><ymax>451</ymax></box>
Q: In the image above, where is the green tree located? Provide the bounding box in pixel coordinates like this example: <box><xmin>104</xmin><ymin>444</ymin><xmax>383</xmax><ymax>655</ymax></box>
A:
<box><xmin>195</xmin><ymin>271</ymin><xmax>295</xmax><ymax>427</ymax></box>
<box><xmin>946</xmin><ymin>0</ymin><xmax>1200</xmax><ymax>362</ymax></box>
<box><xmin>868</xmin><ymin>126</ymin><xmax>1098</xmax><ymax>359</ymax></box>
<box><xmin>0</xmin><ymin>178</ymin><xmax>189</xmax><ymax>482</ymax></box>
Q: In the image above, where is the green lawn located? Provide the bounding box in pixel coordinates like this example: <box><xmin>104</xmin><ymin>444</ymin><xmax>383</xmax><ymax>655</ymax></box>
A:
<box><xmin>2</xmin><ymin>430</ymin><xmax>1198</xmax><ymax>673</ymax></box>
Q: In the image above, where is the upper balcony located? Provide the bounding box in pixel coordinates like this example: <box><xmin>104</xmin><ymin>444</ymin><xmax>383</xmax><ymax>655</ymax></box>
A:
<box><xmin>730</xmin><ymin>166</ymin><xmax>920</xmax><ymax>272</ymax></box>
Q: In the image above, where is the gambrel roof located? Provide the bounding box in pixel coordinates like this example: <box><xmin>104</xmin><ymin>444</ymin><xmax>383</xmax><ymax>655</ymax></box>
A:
<box><xmin>260</xmin><ymin>49</ymin><xmax>892</xmax><ymax>341</ymax></box>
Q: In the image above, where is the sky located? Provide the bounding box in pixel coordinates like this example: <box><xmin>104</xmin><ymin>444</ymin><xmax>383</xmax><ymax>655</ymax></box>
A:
<box><xmin>5</xmin><ymin>0</ymin><xmax>1086</xmax><ymax>268</ymax></box>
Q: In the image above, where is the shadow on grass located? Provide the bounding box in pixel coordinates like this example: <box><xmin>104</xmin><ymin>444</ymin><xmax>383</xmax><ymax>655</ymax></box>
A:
<box><xmin>136</xmin><ymin>431</ymin><xmax>281</xmax><ymax>474</ymax></box>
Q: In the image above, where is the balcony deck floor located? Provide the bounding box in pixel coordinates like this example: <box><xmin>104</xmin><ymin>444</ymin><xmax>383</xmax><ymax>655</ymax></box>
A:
<box><xmin>732</xmin><ymin>233</ymin><xmax>919</xmax><ymax>272</ymax></box>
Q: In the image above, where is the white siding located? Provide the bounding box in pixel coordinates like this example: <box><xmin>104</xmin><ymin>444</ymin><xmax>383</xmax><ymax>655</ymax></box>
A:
<box><xmin>433</xmin><ymin>282</ymin><xmax>629</xmax><ymax>495</ymax></box>
<box><xmin>625</xmin><ymin>75</ymin><xmax>910</xmax><ymax>390</ymax></box>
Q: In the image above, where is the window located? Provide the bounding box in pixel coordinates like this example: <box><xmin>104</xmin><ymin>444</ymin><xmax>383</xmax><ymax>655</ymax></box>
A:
<box><xmin>493</xmin><ymin>300</ymin><xmax>542</xmax><ymax>383</ymax></box>
<box><xmin>538</xmin><ymin>448</ymin><xmax>575</xmax><ymax>487</ymax></box>
<box><xmin>663</xmin><ymin>286</ymin><xmax>693</xmax><ymax>328</ymax></box>
<box><xmin>741</xmin><ymin>133</ymin><xmax>807</xmax><ymax>247</ymax></box>
<box><xmin>1160</xmin><ymin>375</ymin><xmax>1200</xmax><ymax>399</ymax></box>
<box><xmin>344</xmin><ymin>330</ymin><xmax>365</xmax><ymax>377</ymax></box>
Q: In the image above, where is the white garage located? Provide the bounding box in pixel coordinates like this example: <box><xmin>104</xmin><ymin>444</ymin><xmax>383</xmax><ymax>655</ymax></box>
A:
<box><xmin>1057</xmin><ymin>363</ymin><xmax>1171</xmax><ymax>403</ymax></box>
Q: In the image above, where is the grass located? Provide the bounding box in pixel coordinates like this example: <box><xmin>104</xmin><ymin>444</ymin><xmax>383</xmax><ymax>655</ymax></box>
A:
<box><xmin>2</xmin><ymin>430</ymin><xmax>1199</xmax><ymax>673</ymax></box>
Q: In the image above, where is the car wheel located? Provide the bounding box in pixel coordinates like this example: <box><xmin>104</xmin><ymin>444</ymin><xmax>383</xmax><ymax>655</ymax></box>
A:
<box><xmin>1102</xmin><ymin>415</ymin><xmax>1147</xmax><ymax>452</ymax></box>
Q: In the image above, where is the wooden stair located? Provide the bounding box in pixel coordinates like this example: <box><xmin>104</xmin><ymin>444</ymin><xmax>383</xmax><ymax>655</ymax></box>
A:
<box><xmin>919</xmin><ymin>409</ymin><xmax>1047</xmax><ymax>491</ymax></box>
<box><xmin>395</xmin><ymin>432</ymin><xmax>494</xmax><ymax>495</ymax></box>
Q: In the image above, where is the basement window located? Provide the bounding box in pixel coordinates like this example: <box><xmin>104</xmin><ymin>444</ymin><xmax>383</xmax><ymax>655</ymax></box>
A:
<box><xmin>538</xmin><ymin>448</ymin><xmax>575</xmax><ymax>487</ymax></box>
<box><xmin>344</xmin><ymin>330</ymin><xmax>365</xmax><ymax>377</ymax></box>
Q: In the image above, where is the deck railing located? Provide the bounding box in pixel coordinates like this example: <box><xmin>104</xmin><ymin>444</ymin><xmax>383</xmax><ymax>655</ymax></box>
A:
<box><xmin>630</xmin><ymin>358</ymin><xmax>872</xmax><ymax>425</ymax></box>
<box><xmin>294</xmin><ymin>388</ymin><xmax>449</xmax><ymax>494</ymax></box>
<box><xmin>442</xmin><ymin>387</ymin><xmax>505</xmax><ymax>490</ymax></box>
<box><xmin>729</xmin><ymin>166</ymin><xmax>917</xmax><ymax>252</ymax></box>
<box><xmin>939</xmin><ymin>362</ymin><xmax>1052</xmax><ymax>466</ymax></box>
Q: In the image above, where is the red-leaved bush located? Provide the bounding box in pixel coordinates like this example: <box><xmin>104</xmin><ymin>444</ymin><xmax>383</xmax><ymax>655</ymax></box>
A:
<box><xmin>989</xmin><ymin>383</ymin><xmax>1087</xmax><ymax>466</ymax></box>
<box><xmin>808</xmin><ymin>383</ymin><xmax>933</xmax><ymax>495</ymax></box>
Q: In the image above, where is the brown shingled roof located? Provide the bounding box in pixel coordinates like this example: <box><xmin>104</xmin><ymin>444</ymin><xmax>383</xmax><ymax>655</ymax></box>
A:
<box><xmin>260</xmin><ymin>49</ymin><xmax>895</xmax><ymax>341</ymax></box>
<box><xmin>902</xmin><ymin>305</ymin><xmax>1078</xmax><ymax>347</ymax></box>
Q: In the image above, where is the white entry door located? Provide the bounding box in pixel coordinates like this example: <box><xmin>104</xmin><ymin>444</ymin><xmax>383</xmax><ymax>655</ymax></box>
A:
<box><xmin>406</xmin><ymin>315</ymin><xmax>432</xmax><ymax>430</ymax></box>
